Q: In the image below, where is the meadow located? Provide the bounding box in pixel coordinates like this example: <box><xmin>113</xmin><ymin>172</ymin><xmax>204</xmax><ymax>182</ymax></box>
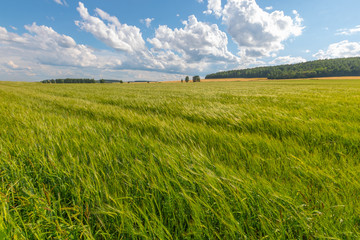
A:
<box><xmin>0</xmin><ymin>79</ymin><xmax>359</xmax><ymax>239</ymax></box>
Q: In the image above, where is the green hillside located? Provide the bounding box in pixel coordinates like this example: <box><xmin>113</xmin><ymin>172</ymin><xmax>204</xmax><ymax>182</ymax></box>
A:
<box><xmin>206</xmin><ymin>57</ymin><xmax>360</xmax><ymax>79</ymax></box>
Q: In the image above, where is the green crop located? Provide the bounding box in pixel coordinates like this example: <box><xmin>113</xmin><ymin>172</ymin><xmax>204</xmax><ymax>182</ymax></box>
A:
<box><xmin>0</xmin><ymin>80</ymin><xmax>359</xmax><ymax>239</ymax></box>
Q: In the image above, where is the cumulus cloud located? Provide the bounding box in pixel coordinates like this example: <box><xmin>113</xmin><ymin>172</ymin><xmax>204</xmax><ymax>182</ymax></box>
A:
<box><xmin>222</xmin><ymin>0</ymin><xmax>304</xmax><ymax>58</ymax></box>
<box><xmin>203</xmin><ymin>0</ymin><xmax>222</xmax><ymax>17</ymax></box>
<box><xmin>200</xmin><ymin>0</ymin><xmax>304</xmax><ymax>58</ymax></box>
<box><xmin>0</xmin><ymin>24</ymin><xmax>97</xmax><ymax>69</ymax></box>
<box><xmin>146</xmin><ymin>15</ymin><xmax>244</xmax><ymax>74</ymax></box>
<box><xmin>148</xmin><ymin>15</ymin><xmax>239</xmax><ymax>64</ymax></box>
<box><xmin>269</xmin><ymin>56</ymin><xmax>306</xmax><ymax>65</ymax></box>
<box><xmin>0</xmin><ymin>26</ymin><xmax>27</xmax><ymax>44</ymax></box>
<box><xmin>25</xmin><ymin>23</ymin><xmax>97</xmax><ymax>67</ymax></box>
<box><xmin>75</xmin><ymin>3</ymin><xmax>168</xmax><ymax>71</ymax></box>
<box><xmin>75</xmin><ymin>2</ymin><xmax>146</xmax><ymax>53</ymax></box>
<box><xmin>74</xmin><ymin>3</ymin><xmax>241</xmax><ymax>74</ymax></box>
<box><xmin>336</xmin><ymin>25</ymin><xmax>360</xmax><ymax>36</ymax></box>
<box><xmin>313</xmin><ymin>40</ymin><xmax>360</xmax><ymax>59</ymax></box>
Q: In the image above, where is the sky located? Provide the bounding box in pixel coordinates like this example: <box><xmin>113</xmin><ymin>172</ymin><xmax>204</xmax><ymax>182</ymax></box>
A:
<box><xmin>0</xmin><ymin>0</ymin><xmax>360</xmax><ymax>81</ymax></box>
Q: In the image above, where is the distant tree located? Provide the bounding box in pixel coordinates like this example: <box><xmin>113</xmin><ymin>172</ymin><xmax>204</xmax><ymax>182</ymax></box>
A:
<box><xmin>181</xmin><ymin>79</ymin><xmax>184</xmax><ymax>83</ymax></box>
<box><xmin>119</xmin><ymin>80</ymin><xmax>123</xmax><ymax>83</ymax></box>
<box><xmin>100</xmin><ymin>79</ymin><xmax>105</xmax><ymax>83</ymax></box>
<box><xmin>185</xmin><ymin>76</ymin><xmax>190</xmax><ymax>83</ymax></box>
<box><xmin>192</xmin><ymin>76</ymin><xmax>201</xmax><ymax>82</ymax></box>
<box><xmin>41</xmin><ymin>78</ymin><xmax>96</xmax><ymax>84</ymax></box>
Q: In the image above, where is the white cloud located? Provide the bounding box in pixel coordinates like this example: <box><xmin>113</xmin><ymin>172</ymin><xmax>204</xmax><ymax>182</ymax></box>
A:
<box><xmin>75</xmin><ymin>3</ymin><xmax>241</xmax><ymax>74</ymax></box>
<box><xmin>203</xmin><ymin>0</ymin><xmax>222</xmax><ymax>17</ymax></box>
<box><xmin>141</xmin><ymin>18</ymin><xmax>155</xmax><ymax>28</ymax></box>
<box><xmin>0</xmin><ymin>24</ymin><xmax>98</xmax><ymax>70</ymax></box>
<box><xmin>0</xmin><ymin>26</ymin><xmax>27</xmax><ymax>44</ymax></box>
<box><xmin>54</xmin><ymin>0</ymin><xmax>67</xmax><ymax>6</ymax></box>
<box><xmin>5</xmin><ymin>61</ymin><xmax>19</xmax><ymax>69</ymax></box>
<box><xmin>313</xmin><ymin>40</ymin><xmax>360</xmax><ymax>59</ymax></box>
<box><xmin>74</xmin><ymin>3</ymin><xmax>166</xmax><ymax>71</ymax></box>
<box><xmin>24</xmin><ymin>23</ymin><xmax>97</xmax><ymax>67</ymax></box>
<box><xmin>269</xmin><ymin>56</ymin><xmax>306</xmax><ymax>65</ymax></box>
<box><xmin>148</xmin><ymin>15</ymin><xmax>240</xmax><ymax>65</ymax></box>
<box><xmin>222</xmin><ymin>0</ymin><xmax>304</xmax><ymax>58</ymax></box>
<box><xmin>200</xmin><ymin>0</ymin><xmax>304</xmax><ymax>58</ymax></box>
<box><xmin>3</xmin><ymin>60</ymin><xmax>32</xmax><ymax>72</ymax></box>
<box><xmin>336</xmin><ymin>25</ymin><xmax>360</xmax><ymax>36</ymax></box>
<box><xmin>75</xmin><ymin>2</ymin><xmax>146</xmax><ymax>53</ymax></box>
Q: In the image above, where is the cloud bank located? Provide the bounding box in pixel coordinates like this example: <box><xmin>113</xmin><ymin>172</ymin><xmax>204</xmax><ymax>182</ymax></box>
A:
<box><xmin>336</xmin><ymin>25</ymin><xmax>360</xmax><ymax>36</ymax></box>
<box><xmin>314</xmin><ymin>40</ymin><xmax>360</xmax><ymax>59</ymax></box>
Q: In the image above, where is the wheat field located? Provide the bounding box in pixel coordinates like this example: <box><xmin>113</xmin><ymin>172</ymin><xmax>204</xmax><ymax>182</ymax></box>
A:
<box><xmin>0</xmin><ymin>79</ymin><xmax>359</xmax><ymax>239</ymax></box>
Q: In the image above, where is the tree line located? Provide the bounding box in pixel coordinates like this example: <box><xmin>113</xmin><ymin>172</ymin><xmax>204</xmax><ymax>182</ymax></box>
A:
<box><xmin>41</xmin><ymin>79</ymin><xmax>124</xmax><ymax>84</ymax></box>
<box><xmin>41</xmin><ymin>78</ymin><xmax>96</xmax><ymax>84</ymax></box>
<box><xmin>205</xmin><ymin>57</ymin><xmax>360</xmax><ymax>79</ymax></box>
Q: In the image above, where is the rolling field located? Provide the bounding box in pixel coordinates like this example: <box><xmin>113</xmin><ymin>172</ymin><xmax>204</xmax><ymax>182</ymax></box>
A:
<box><xmin>0</xmin><ymin>80</ymin><xmax>360</xmax><ymax>239</ymax></box>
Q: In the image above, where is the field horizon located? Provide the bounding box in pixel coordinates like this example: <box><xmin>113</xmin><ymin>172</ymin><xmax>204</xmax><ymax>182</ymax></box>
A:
<box><xmin>1</xmin><ymin>79</ymin><xmax>360</xmax><ymax>239</ymax></box>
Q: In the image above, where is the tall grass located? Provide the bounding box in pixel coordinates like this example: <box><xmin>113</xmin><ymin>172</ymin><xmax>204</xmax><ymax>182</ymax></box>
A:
<box><xmin>0</xmin><ymin>80</ymin><xmax>359</xmax><ymax>239</ymax></box>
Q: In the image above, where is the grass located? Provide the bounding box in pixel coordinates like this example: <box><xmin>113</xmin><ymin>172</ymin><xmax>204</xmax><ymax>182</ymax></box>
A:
<box><xmin>0</xmin><ymin>79</ymin><xmax>359</xmax><ymax>239</ymax></box>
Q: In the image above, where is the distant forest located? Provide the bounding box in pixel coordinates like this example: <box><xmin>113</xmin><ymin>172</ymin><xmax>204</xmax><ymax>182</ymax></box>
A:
<box><xmin>205</xmin><ymin>57</ymin><xmax>360</xmax><ymax>79</ymax></box>
<box><xmin>41</xmin><ymin>79</ymin><xmax>124</xmax><ymax>84</ymax></box>
<box><xmin>41</xmin><ymin>78</ymin><xmax>96</xmax><ymax>84</ymax></box>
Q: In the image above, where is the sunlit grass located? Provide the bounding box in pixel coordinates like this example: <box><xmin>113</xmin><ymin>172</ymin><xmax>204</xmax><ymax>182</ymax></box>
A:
<box><xmin>0</xmin><ymin>79</ymin><xmax>359</xmax><ymax>239</ymax></box>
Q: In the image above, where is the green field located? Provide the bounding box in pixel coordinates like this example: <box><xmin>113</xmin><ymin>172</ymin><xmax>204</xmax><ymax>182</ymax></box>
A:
<box><xmin>0</xmin><ymin>80</ymin><xmax>360</xmax><ymax>239</ymax></box>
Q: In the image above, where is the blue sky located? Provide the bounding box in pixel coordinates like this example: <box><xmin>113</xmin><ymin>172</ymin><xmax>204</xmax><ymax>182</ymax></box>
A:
<box><xmin>0</xmin><ymin>0</ymin><xmax>360</xmax><ymax>81</ymax></box>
